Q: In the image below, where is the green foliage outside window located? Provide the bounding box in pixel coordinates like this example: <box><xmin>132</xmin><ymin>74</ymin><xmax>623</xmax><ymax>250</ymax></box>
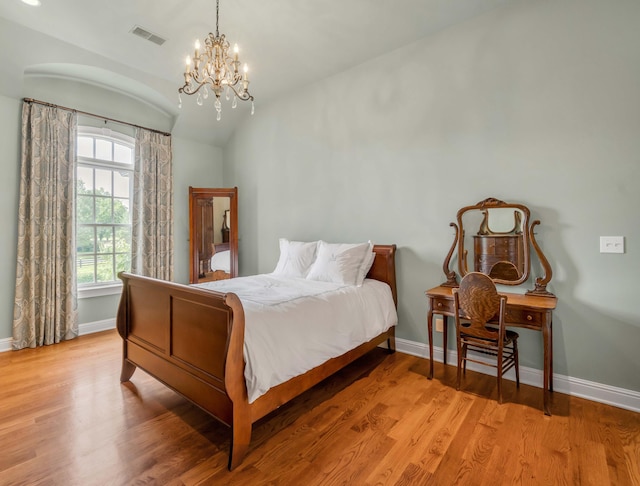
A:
<box><xmin>76</xmin><ymin>177</ymin><xmax>132</xmax><ymax>285</ymax></box>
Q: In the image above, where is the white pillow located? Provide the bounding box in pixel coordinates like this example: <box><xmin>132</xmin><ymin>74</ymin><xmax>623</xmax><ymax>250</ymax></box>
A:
<box><xmin>306</xmin><ymin>240</ymin><xmax>372</xmax><ymax>286</ymax></box>
<box><xmin>356</xmin><ymin>247</ymin><xmax>376</xmax><ymax>286</ymax></box>
<box><xmin>272</xmin><ymin>239</ymin><xmax>318</xmax><ymax>278</ymax></box>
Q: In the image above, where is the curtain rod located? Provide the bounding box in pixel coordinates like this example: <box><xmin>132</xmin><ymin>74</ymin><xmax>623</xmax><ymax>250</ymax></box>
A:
<box><xmin>23</xmin><ymin>97</ymin><xmax>172</xmax><ymax>137</ymax></box>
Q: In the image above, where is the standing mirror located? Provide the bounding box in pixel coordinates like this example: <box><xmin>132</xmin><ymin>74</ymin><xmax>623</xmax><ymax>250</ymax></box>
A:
<box><xmin>189</xmin><ymin>187</ymin><xmax>238</xmax><ymax>283</ymax></box>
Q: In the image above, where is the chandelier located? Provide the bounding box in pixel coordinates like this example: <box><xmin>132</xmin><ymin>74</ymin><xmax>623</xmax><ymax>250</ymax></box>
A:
<box><xmin>178</xmin><ymin>0</ymin><xmax>254</xmax><ymax>121</ymax></box>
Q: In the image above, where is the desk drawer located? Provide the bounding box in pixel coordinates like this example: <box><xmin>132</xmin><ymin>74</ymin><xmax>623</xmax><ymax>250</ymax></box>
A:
<box><xmin>431</xmin><ymin>298</ymin><xmax>455</xmax><ymax>314</ymax></box>
<box><xmin>505</xmin><ymin>308</ymin><xmax>542</xmax><ymax>326</ymax></box>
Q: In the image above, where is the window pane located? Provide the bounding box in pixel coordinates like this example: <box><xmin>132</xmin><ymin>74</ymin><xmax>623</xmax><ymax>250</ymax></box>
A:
<box><xmin>114</xmin><ymin>143</ymin><xmax>132</xmax><ymax>164</ymax></box>
<box><xmin>77</xmin><ymin>226</ymin><xmax>95</xmax><ymax>253</ymax></box>
<box><xmin>95</xmin><ymin>139</ymin><xmax>112</xmax><ymax>161</ymax></box>
<box><xmin>77</xmin><ymin>195</ymin><xmax>94</xmax><ymax>224</ymax></box>
<box><xmin>115</xmin><ymin>252</ymin><xmax>131</xmax><ymax>274</ymax></box>
<box><xmin>96</xmin><ymin>226</ymin><xmax>113</xmax><ymax>252</ymax></box>
<box><xmin>77</xmin><ymin>166</ymin><xmax>94</xmax><ymax>194</ymax></box>
<box><xmin>77</xmin><ymin>253</ymin><xmax>96</xmax><ymax>284</ymax></box>
<box><xmin>95</xmin><ymin>169</ymin><xmax>112</xmax><ymax>196</ymax></box>
<box><xmin>113</xmin><ymin>199</ymin><xmax>130</xmax><ymax>224</ymax></box>
<box><xmin>115</xmin><ymin>226</ymin><xmax>131</xmax><ymax>252</ymax></box>
<box><xmin>113</xmin><ymin>171</ymin><xmax>130</xmax><ymax>198</ymax></box>
<box><xmin>77</xmin><ymin>136</ymin><xmax>94</xmax><ymax>158</ymax></box>
<box><xmin>96</xmin><ymin>254</ymin><xmax>114</xmax><ymax>282</ymax></box>
<box><xmin>95</xmin><ymin>197</ymin><xmax>113</xmax><ymax>223</ymax></box>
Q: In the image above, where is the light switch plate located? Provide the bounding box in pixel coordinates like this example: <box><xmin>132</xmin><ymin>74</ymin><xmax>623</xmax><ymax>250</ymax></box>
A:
<box><xmin>600</xmin><ymin>236</ymin><xmax>624</xmax><ymax>253</ymax></box>
<box><xmin>435</xmin><ymin>316</ymin><xmax>444</xmax><ymax>333</ymax></box>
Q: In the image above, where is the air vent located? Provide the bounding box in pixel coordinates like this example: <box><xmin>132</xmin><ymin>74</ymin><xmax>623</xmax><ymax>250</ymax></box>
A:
<box><xmin>130</xmin><ymin>25</ymin><xmax>166</xmax><ymax>46</ymax></box>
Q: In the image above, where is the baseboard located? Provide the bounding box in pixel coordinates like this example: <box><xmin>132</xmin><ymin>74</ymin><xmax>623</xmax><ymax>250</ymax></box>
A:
<box><xmin>396</xmin><ymin>337</ymin><xmax>640</xmax><ymax>414</ymax></box>
<box><xmin>0</xmin><ymin>318</ymin><xmax>117</xmax><ymax>353</ymax></box>
<box><xmin>0</xmin><ymin>337</ymin><xmax>11</xmax><ymax>353</ymax></box>
<box><xmin>78</xmin><ymin>318</ymin><xmax>116</xmax><ymax>335</ymax></box>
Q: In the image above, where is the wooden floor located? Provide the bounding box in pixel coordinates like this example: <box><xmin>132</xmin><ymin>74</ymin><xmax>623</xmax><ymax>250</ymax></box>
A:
<box><xmin>0</xmin><ymin>331</ymin><xmax>638</xmax><ymax>486</ymax></box>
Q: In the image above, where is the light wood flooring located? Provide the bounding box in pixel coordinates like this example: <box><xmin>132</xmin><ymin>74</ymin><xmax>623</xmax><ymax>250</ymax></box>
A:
<box><xmin>0</xmin><ymin>330</ymin><xmax>638</xmax><ymax>485</ymax></box>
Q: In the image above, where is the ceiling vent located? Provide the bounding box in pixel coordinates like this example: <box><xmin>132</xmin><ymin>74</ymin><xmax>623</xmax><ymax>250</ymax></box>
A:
<box><xmin>130</xmin><ymin>25</ymin><xmax>166</xmax><ymax>46</ymax></box>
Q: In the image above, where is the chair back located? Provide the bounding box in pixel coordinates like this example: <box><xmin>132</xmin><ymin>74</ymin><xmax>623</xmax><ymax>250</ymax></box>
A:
<box><xmin>454</xmin><ymin>272</ymin><xmax>505</xmax><ymax>340</ymax></box>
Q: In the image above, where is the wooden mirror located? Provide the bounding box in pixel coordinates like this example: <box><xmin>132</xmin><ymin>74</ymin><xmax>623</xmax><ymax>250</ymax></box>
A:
<box><xmin>189</xmin><ymin>187</ymin><xmax>238</xmax><ymax>283</ymax></box>
<box><xmin>442</xmin><ymin>197</ymin><xmax>553</xmax><ymax>296</ymax></box>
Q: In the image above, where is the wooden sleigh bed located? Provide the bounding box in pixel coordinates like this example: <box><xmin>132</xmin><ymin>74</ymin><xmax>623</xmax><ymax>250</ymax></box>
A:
<box><xmin>116</xmin><ymin>244</ymin><xmax>397</xmax><ymax>470</ymax></box>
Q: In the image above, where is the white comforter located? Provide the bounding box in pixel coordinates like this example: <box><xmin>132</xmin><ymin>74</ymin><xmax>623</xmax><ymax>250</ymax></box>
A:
<box><xmin>195</xmin><ymin>274</ymin><xmax>397</xmax><ymax>403</ymax></box>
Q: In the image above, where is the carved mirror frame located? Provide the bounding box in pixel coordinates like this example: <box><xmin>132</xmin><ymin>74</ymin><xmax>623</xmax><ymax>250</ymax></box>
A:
<box><xmin>189</xmin><ymin>187</ymin><xmax>238</xmax><ymax>283</ymax></box>
<box><xmin>441</xmin><ymin>197</ymin><xmax>554</xmax><ymax>296</ymax></box>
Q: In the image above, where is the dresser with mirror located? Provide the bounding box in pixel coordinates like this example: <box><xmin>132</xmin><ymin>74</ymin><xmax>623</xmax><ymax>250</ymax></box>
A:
<box><xmin>426</xmin><ymin>197</ymin><xmax>557</xmax><ymax>414</ymax></box>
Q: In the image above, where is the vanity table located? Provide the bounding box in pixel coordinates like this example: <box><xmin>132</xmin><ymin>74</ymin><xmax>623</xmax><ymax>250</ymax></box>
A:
<box><xmin>426</xmin><ymin>198</ymin><xmax>557</xmax><ymax>415</ymax></box>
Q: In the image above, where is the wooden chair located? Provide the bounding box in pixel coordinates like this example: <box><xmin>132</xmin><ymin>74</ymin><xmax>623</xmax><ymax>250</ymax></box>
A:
<box><xmin>453</xmin><ymin>272</ymin><xmax>520</xmax><ymax>404</ymax></box>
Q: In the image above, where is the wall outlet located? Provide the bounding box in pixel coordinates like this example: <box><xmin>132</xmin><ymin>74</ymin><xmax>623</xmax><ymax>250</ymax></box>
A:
<box><xmin>600</xmin><ymin>236</ymin><xmax>624</xmax><ymax>253</ymax></box>
<box><xmin>435</xmin><ymin>316</ymin><xmax>444</xmax><ymax>333</ymax></box>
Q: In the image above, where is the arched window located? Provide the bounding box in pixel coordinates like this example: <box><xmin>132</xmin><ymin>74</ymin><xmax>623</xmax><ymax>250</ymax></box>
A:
<box><xmin>76</xmin><ymin>127</ymin><xmax>134</xmax><ymax>292</ymax></box>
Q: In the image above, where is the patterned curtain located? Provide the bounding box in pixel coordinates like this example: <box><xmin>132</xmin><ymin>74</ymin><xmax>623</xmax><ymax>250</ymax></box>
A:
<box><xmin>131</xmin><ymin>128</ymin><xmax>173</xmax><ymax>280</ymax></box>
<box><xmin>13</xmin><ymin>102</ymin><xmax>78</xmax><ymax>349</ymax></box>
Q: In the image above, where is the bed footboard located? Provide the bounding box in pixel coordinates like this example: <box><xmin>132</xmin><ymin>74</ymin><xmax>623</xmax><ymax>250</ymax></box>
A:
<box><xmin>117</xmin><ymin>273</ymin><xmax>247</xmax><ymax>440</ymax></box>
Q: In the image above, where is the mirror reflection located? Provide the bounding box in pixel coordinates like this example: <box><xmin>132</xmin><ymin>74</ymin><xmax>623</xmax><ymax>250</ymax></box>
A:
<box><xmin>456</xmin><ymin>200</ymin><xmax>531</xmax><ymax>286</ymax></box>
<box><xmin>189</xmin><ymin>187</ymin><xmax>238</xmax><ymax>283</ymax></box>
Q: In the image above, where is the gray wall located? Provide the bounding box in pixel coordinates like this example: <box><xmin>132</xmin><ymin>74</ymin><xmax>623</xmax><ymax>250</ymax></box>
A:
<box><xmin>225</xmin><ymin>0</ymin><xmax>640</xmax><ymax>392</ymax></box>
<box><xmin>0</xmin><ymin>82</ymin><xmax>223</xmax><ymax>341</ymax></box>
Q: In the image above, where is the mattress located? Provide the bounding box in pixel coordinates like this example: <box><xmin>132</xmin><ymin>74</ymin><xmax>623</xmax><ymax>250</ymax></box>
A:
<box><xmin>195</xmin><ymin>274</ymin><xmax>397</xmax><ymax>403</ymax></box>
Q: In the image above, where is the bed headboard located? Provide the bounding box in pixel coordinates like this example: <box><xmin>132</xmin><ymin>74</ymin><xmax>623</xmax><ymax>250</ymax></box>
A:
<box><xmin>369</xmin><ymin>245</ymin><xmax>398</xmax><ymax>307</ymax></box>
<box><xmin>214</xmin><ymin>242</ymin><xmax>230</xmax><ymax>253</ymax></box>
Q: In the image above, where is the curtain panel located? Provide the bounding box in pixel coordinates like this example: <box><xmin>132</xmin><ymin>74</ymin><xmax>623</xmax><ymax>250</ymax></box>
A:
<box><xmin>13</xmin><ymin>102</ymin><xmax>78</xmax><ymax>349</ymax></box>
<box><xmin>131</xmin><ymin>128</ymin><xmax>174</xmax><ymax>280</ymax></box>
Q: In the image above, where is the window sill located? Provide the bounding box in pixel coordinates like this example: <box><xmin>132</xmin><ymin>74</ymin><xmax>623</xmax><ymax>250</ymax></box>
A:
<box><xmin>78</xmin><ymin>284</ymin><xmax>123</xmax><ymax>299</ymax></box>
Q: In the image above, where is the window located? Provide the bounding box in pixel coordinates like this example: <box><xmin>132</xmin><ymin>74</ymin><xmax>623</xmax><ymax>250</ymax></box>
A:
<box><xmin>76</xmin><ymin>128</ymin><xmax>134</xmax><ymax>292</ymax></box>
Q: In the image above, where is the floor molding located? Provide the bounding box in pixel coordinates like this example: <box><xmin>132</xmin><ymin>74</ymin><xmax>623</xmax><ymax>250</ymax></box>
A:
<box><xmin>396</xmin><ymin>337</ymin><xmax>640</xmax><ymax>414</ymax></box>
<box><xmin>0</xmin><ymin>319</ymin><xmax>116</xmax><ymax>353</ymax></box>
<box><xmin>78</xmin><ymin>318</ymin><xmax>116</xmax><ymax>336</ymax></box>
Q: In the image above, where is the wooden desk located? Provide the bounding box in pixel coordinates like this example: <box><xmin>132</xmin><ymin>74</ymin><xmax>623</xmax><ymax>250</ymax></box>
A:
<box><xmin>425</xmin><ymin>286</ymin><xmax>557</xmax><ymax>415</ymax></box>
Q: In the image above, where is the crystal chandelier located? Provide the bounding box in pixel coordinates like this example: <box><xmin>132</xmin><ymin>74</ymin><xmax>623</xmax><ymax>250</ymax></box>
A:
<box><xmin>178</xmin><ymin>0</ymin><xmax>254</xmax><ymax>121</ymax></box>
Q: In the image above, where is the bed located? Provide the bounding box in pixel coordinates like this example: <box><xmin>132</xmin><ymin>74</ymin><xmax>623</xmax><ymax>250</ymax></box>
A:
<box><xmin>207</xmin><ymin>242</ymin><xmax>231</xmax><ymax>281</ymax></box>
<box><xmin>116</xmin><ymin>243</ymin><xmax>397</xmax><ymax>470</ymax></box>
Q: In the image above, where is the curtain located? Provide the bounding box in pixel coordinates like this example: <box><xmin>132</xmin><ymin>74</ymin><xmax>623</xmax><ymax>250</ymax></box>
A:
<box><xmin>13</xmin><ymin>102</ymin><xmax>78</xmax><ymax>349</ymax></box>
<box><xmin>131</xmin><ymin>128</ymin><xmax>173</xmax><ymax>280</ymax></box>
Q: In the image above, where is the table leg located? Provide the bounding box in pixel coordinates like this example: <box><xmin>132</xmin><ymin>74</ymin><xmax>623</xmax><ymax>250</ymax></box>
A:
<box><xmin>443</xmin><ymin>316</ymin><xmax>448</xmax><ymax>365</ymax></box>
<box><xmin>549</xmin><ymin>317</ymin><xmax>554</xmax><ymax>392</ymax></box>
<box><xmin>427</xmin><ymin>307</ymin><xmax>434</xmax><ymax>379</ymax></box>
<box><xmin>542</xmin><ymin>318</ymin><xmax>552</xmax><ymax>416</ymax></box>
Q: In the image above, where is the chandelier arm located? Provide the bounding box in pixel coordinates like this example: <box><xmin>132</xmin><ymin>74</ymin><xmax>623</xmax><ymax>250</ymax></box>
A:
<box><xmin>226</xmin><ymin>84</ymin><xmax>254</xmax><ymax>102</ymax></box>
<box><xmin>179</xmin><ymin>82</ymin><xmax>209</xmax><ymax>96</ymax></box>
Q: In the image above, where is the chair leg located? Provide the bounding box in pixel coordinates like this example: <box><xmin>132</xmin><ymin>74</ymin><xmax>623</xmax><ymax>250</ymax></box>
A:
<box><xmin>514</xmin><ymin>340</ymin><xmax>520</xmax><ymax>388</ymax></box>
<box><xmin>462</xmin><ymin>343</ymin><xmax>468</xmax><ymax>376</ymax></box>
<box><xmin>456</xmin><ymin>347</ymin><xmax>462</xmax><ymax>391</ymax></box>
<box><xmin>497</xmin><ymin>350</ymin><xmax>503</xmax><ymax>404</ymax></box>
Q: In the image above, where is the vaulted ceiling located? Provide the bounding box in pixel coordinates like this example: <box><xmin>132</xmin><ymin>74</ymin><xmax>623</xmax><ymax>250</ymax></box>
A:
<box><xmin>0</xmin><ymin>0</ymin><xmax>515</xmax><ymax>146</ymax></box>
